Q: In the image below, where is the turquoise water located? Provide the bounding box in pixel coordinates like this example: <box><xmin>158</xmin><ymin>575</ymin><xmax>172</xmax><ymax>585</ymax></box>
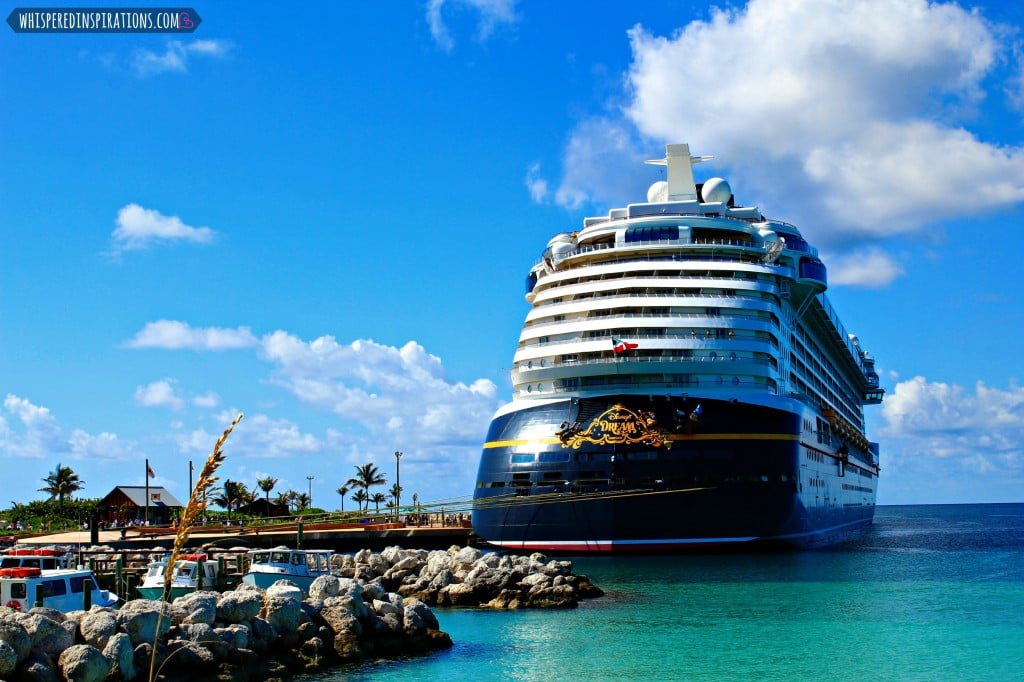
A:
<box><xmin>298</xmin><ymin>504</ymin><xmax>1024</xmax><ymax>681</ymax></box>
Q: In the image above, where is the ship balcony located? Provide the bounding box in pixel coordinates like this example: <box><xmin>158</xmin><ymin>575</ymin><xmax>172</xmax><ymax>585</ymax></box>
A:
<box><xmin>796</xmin><ymin>257</ymin><xmax>827</xmax><ymax>292</ymax></box>
<box><xmin>862</xmin><ymin>389</ymin><xmax>885</xmax><ymax>405</ymax></box>
<box><xmin>513</xmin><ymin>372</ymin><xmax>779</xmax><ymax>399</ymax></box>
<box><xmin>512</xmin><ymin>353</ymin><xmax>779</xmax><ymax>386</ymax></box>
<box><xmin>538</xmin><ymin>238</ymin><xmax>780</xmax><ymax>274</ymax></box>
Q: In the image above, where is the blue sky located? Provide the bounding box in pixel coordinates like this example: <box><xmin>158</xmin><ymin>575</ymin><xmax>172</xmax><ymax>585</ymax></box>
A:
<box><xmin>2</xmin><ymin>0</ymin><xmax>1023</xmax><ymax>510</ymax></box>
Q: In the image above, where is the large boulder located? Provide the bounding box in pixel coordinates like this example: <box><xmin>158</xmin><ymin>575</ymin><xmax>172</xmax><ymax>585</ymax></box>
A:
<box><xmin>0</xmin><ymin>617</ymin><xmax>31</xmax><ymax>662</ymax></box>
<box><xmin>57</xmin><ymin>644</ymin><xmax>111</xmax><ymax>682</ymax></box>
<box><xmin>102</xmin><ymin>632</ymin><xmax>135</xmax><ymax>681</ymax></box>
<box><xmin>173</xmin><ymin>590</ymin><xmax>218</xmax><ymax>625</ymax></box>
<box><xmin>17</xmin><ymin>612</ymin><xmax>75</xmax><ymax>657</ymax></box>
<box><xmin>216</xmin><ymin>589</ymin><xmax>262</xmax><ymax>624</ymax></box>
<box><xmin>115</xmin><ymin>600</ymin><xmax>172</xmax><ymax>647</ymax></box>
<box><xmin>79</xmin><ymin>610</ymin><xmax>118</xmax><ymax>649</ymax></box>
<box><xmin>0</xmin><ymin>639</ymin><xmax>18</xmax><ymax>678</ymax></box>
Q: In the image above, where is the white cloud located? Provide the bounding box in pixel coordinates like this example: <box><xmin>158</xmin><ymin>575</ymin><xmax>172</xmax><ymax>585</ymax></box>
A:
<box><xmin>134</xmin><ymin>379</ymin><xmax>185</xmax><ymax>411</ymax></box>
<box><xmin>193</xmin><ymin>392</ymin><xmax>221</xmax><ymax>409</ymax></box>
<box><xmin>555</xmin><ymin>0</ymin><xmax>1024</xmax><ymax>264</ymax></box>
<box><xmin>175</xmin><ymin>412</ymin><xmax>321</xmax><ymax>460</ymax></box>
<box><xmin>426</xmin><ymin>0</ymin><xmax>517</xmax><ymax>52</ymax></box>
<box><xmin>873</xmin><ymin>377</ymin><xmax>1024</xmax><ymax>502</ymax></box>
<box><xmin>111</xmin><ymin>203</ymin><xmax>216</xmax><ymax>253</ymax></box>
<box><xmin>259</xmin><ymin>332</ymin><xmax>500</xmax><ymax>448</ymax></box>
<box><xmin>824</xmin><ymin>248</ymin><xmax>904</xmax><ymax>288</ymax></box>
<box><xmin>125</xmin><ymin>320</ymin><xmax>258</xmax><ymax>351</ymax></box>
<box><xmin>525</xmin><ymin>162</ymin><xmax>549</xmax><ymax>203</ymax></box>
<box><xmin>130</xmin><ymin>39</ymin><xmax>231</xmax><ymax>77</ymax></box>
<box><xmin>554</xmin><ymin>119</ymin><xmax>649</xmax><ymax>210</ymax></box>
<box><xmin>0</xmin><ymin>394</ymin><xmax>140</xmax><ymax>462</ymax></box>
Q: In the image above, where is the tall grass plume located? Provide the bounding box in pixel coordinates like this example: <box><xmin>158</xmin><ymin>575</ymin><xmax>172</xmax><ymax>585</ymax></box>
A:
<box><xmin>149</xmin><ymin>412</ymin><xmax>243</xmax><ymax>682</ymax></box>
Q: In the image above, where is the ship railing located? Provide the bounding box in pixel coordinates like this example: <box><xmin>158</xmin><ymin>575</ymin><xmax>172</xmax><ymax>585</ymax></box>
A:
<box><xmin>520</xmin><ymin>321</ymin><xmax>781</xmax><ymax>346</ymax></box>
<box><xmin>522</xmin><ymin>308</ymin><xmax>778</xmax><ymax>333</ymax></box>
<box><xmin>515</xmin><ymin>377</ymin><xmax>779</xmax><ymax>398</ymax></box>
<box><xmin>537</xmin><ymin>244</ymin><xmax>786</xmax><ymax>272</ymax></box>
<box><xmin>515</xmin><ymin>354</ymin><xmax>778</xmax><ymax>372</ymax></box>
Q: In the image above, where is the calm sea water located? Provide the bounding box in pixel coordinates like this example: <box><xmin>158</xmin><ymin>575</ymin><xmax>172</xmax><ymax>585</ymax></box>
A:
<box><xmin>298</xmin><ymin>504</ymin><xmax>1024</xmax><ymax>681</ymax></box>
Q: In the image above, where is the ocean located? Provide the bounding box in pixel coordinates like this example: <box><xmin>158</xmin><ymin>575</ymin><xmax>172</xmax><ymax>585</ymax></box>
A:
<box><xmin>297</xmin><ymin>504</ymin><xmax>1024</xmax><ymax>681</ymax></box>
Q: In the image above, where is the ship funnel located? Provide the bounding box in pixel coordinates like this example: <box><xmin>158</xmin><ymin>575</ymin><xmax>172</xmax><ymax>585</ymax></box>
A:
<box><xmin>645</xmin><ymin>143</ymin><xmax>713</xmax><ymax>202</ymax></box>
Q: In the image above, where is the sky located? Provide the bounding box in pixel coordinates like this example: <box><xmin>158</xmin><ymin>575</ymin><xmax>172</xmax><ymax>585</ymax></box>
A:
<box><xmin>2</xmin><ymin>0</ymin><xmax>1023</xmax><ymax>510</ymax></box>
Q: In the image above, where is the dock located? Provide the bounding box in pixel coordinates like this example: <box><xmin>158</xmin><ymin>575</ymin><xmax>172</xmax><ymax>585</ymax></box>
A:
<box><xmin>12</xmin><ymin>518</ymin><xmax>481</xmax><ymax>553</ymax></box>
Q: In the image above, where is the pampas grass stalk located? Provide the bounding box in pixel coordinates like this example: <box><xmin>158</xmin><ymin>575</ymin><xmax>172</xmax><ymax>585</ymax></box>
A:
<box><xmin>149</xmin><ymin>412</ymin><xmax>243</xmax><ymax>682</ymax></box>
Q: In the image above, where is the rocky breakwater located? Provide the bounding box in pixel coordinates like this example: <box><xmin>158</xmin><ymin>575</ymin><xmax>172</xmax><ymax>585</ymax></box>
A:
<box><xmin>342</xmin><ymin>545</ymin><xmax>604</xmax><ymax>609</ymax></box>
<box><xmin>0</xmin><ymin>545</ymin><xmax>604</xmax><ymax>681</ymax></box>
<box><xmin>0</xmin><ymin>577</ymin><xmax>450</xmax><ymax>682</ymax></box>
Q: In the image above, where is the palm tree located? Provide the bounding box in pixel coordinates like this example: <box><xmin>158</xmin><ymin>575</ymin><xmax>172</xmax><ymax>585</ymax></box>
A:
<box><xmin>295</xmin><ymin>492</ymin><xmax>311</xmax><ymax>511</ymax></box>
<box><xmin>370</xmin><ymin>492</ymin><xmax>387</xmax><ymax>513</ymax></box>
<box><xmin>212</xmin><ymin>479</ymin><xmax>249</xmax><ymax>519</ymax></box>
<box><xmin>256</xmin><ymin>476</ymin><xmax>278</xmax><ymax>515</ymax></box>
<box><xmin>345</xmin><ymin>463</ymin><xmax>387</xmax><ymax>511</ymax></box>
<box><xmin>351</xmin><ymin>489</ymin><xmax>368</xmax><ymax>511</ymax></box>
<box><xmin>39</xmin><ymin>463</ymin><xmax>85</xmax><ymax>507</ymax></box>
<box><xmin>389</xmin><ymin>482</ymin><xmax>403</xmax><ymax>508</ymax></box>
<box><xmin>336</xmin><ymin>485</ymin><xmax>350</xmax><ymax>512</ymax></box>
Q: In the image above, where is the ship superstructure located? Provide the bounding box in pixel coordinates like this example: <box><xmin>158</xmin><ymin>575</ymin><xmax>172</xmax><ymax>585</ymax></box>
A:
<box><xmin>471</xmin><ymin>143</ymin><xmax>883</xmax><ymax>553</ymax></box>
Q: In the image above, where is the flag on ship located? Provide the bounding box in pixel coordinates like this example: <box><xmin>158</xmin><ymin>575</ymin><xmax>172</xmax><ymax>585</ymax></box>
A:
<box><xmin>147</xmin><ymin>463</ymin><xmax>155</xmax><ymax>478</ymax></box>
<box><xmin>612</xmin><ymin>338</ymin><xmax>638</xmax><ymax>354</ymax></box>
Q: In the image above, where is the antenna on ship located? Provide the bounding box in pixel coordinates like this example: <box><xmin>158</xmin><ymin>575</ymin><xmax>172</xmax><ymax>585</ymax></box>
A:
<box><xmin>645</xmin><ymin>143</ymin><xmax>713</xmax><ymax>201</ymax></box>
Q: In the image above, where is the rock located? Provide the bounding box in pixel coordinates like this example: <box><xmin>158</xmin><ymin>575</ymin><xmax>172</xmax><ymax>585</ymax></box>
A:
<box><xmin>79</xmin><ymin>610</ymin><xmax>118</xmax><ymax>649</ymax></box>
<box><xmin>174</xmin><ymin>590</ymin><xmax>218</xmax><ymax>625</ymax></box>
<box><xmin>217</xmin><ymin>589</ymin><xmax>262</xmax><ymax>624</ymax></box>
<box><xmin>102</xmin><ymin>632</ymin><xmax>135</xmax><ymax>681</ymax></box>
<box><xmin>308</xmin><ymin>575</ymin><xmax>340</xmax><ymax>601</ymax></box>
<box><xmin>0</xmin><ymin>639</ymin><xmax>18</xmax><ymax>678</ymax></box>
<box><xmin>215</xmin><ymin>623</ymin><xmax>250</xmax><ymax>650</ymax></box>
<box><xmin>57</xmin><ymin>644</ymin><xmax>111</xmax><ymax>682</ymax></box>
<box><xmin>262</xmin><ymin>595</ymin><xmax>303</xmax><ymax>643</ymax></box>
<box><xmin>17</xmin><ymin>651</ymin><xmax>61</xmax><ymax>682</ymax></box>
<box><xmin>18</xmin><ymin>612</ymin><xmax>75</xmax><ymax>657</ymax></box>
<box><xmin>115</xmin><ymin>600</ymin><xmax>172</xmax><ymax>647</ymax></box>
<box><xmin>0</xmin><ymin>617</ymin><xmax>31</xmax><ymax>662</ymax></box>
<box><xmin>266</xmin><ymin>580</ymin><xmax>303</xmax><ymax>601</ymax></box>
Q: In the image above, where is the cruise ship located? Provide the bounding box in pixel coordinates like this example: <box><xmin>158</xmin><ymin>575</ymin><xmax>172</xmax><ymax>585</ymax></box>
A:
<box><xmin>471</xmin><ymin>143</ymin><xmax>884</xmax><ymax>553</ymax></box>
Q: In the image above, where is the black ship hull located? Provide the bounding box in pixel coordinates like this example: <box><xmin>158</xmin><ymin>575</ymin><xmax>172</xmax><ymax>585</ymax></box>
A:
<box><xmin>472</xmin><ymin>395</ymin><xmax>875</xmax><ymax>553</ymax></box>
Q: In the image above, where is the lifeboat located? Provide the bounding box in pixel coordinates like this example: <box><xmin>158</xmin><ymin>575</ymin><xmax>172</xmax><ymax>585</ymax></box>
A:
<box><xmin>0</xmin><ymin>567</ymin><xmax>42</xmax><ymax>578</ymax></box>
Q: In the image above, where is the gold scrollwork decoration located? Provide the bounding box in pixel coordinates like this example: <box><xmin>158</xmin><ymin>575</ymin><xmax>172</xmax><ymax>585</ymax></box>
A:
<box><xmin>560</xmin><ymin>404</ymin><xmax>668</xmax><ymax>450</ymax></box>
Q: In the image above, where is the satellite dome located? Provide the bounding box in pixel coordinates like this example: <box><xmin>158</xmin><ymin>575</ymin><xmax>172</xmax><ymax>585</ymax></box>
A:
<box><xmin>702</xmin><ymin>177</ymin><xmax>731</xmax><ymax>204</ymax></box>
<box><xmin>647</xmin><ymin>180</ymin><xmax>668</xmax><ymax>203</ymax></box>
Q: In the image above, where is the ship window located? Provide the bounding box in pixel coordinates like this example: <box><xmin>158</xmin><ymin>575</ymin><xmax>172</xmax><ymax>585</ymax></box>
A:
<box><xmin>43</xmin><ymin>579</ymin><xmax>66</xmax><ymax>597</ymax></box>
<box><xmin>539</xmin><ymin>452</ymin><xmax>570</xmax><ymax>463</ymax></box>
<box><xmin>489</xmin><ymin>482</ymin><xmax>505</xmax><ymax>488</ymax></box>
<box><xmin>706</xmin><ymin>307</ymin><xmax>721</xmax><ymax>316</ymax></box>
<box><xmin>11</xmin><ymin>583</ymin><xmax>27</xmax><ymax>599</ymax></box>
<box><xmin>625</xmin><ymin>225</ymin><xmax>679</xmax><ymax>242</ymax></box>
<box><xmin>510</xmin><ymin>454</ymin><xmax>534</xmax><ymax>464</ymax></box>
<box><xmin>542</xmin><ymin>472</ymin><xmax>564</xmax><ymax>479</ymax></box>
<box><xmin>512</xmin><ymin>473</ymin><xmax>531</xmax><ymax>480</ymax></box>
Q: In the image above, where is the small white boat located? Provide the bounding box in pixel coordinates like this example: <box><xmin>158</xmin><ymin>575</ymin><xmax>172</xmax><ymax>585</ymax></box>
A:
<box><xmin>1</xmin><ymin>567</ymin><xmax>118</xmax><ymax>612</ymax></box>
<box><xmin>137</xmin><ymin>553</ymin><xmax>218</xmax><ymax>601</ymax></box>
<box><xmin>241</xmin><ymin>547</ymin><xmax>336</xmax><ymax>594</ymax></box>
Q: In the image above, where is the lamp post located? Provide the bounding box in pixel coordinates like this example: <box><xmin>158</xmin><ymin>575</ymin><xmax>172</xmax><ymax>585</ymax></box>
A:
<box><xmin>307</xmin><ymin>475</ymin><xmax>313</xmax><ymax>510</ymax></box>
<box><xmin>394</xmin><ymin>451</ymin><xmax>403</xmax><ymax>523</ymax></box>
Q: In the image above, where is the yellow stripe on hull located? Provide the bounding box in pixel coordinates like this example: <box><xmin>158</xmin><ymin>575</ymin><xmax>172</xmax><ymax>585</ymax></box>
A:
<box><xmin>483</xmin><ymin>432</ymin><xmax>800</xmax><ymax>449</ymax></box>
